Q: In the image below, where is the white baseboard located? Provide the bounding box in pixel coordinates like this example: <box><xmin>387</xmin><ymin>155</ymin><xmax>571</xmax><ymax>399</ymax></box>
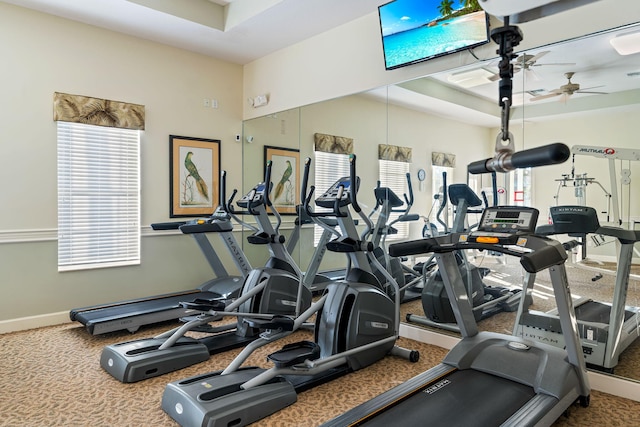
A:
<box><xmin>0</xmin><ymin>311</ymin><xmax>70</xmax><ymax>334</ymax></box>
<box><xmin>588</xmin><ymin>370</ymin><xmax>640</xmax><ymax>402</ymax></box>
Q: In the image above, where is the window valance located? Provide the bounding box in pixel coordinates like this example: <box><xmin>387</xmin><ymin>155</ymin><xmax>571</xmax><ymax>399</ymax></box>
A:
<box><xmin>314</xmin><ymin>133</ymin><xmax>353</xmax><ymax>155</ymax></box>
<box><xmin>378</xmin><ymin>144</ymin><xmax>412</xmax><ymax>162</ymax></box>
<box><xmin>53</xmin><ymin>92</ymin><xmax>145</xmax><ymax>130</ymax></box>
<box><xmin>431</xmin><ymin>151</ymin><xmax>456</xmax><ymax>167</ymax></box>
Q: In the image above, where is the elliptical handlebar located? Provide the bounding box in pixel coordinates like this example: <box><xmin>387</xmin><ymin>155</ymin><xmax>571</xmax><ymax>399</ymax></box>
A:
<box><xmin>219</xmin><ymin>170</ymin><xmax>226</xmax><ymax>211</ymax></box>
<box><xmin>349</xmin><ymin>154</ymin><xmax>361</xmax><ymax>213</ymax></box>
<box><xmin>301</xmin><ymin>157</ymin><xmax>323</xmax><ymax>219</ymax></box>
<box><xmin>350</xmin><ymin>154</ymin><xmax>375</xmax><ymax>238</ymax></box>
<box><xmin>436</xmin><ymin>171</ymin><xmax>449</xmax><ymax>233</ymax></box>
<box><xmin>225</xmin><ymin>188</ymin><xmax>259</xmax><ymax>232</ymax></box>
<box><xmin>264</xmin><ymin>160</ymin><xmax>283</xmax><ymax>234</ymax></box>
<box><xmin>403</xmin><ymin>172</ymin><xmax>414</xmax><ymax>210</ymax></box>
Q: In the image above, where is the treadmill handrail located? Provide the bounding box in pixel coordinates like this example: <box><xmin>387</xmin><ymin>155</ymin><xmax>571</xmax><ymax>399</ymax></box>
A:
<box><xmin>389</xmin><ymin>234</ymin><xmax>567</xmax><ymax>274</ymax></box>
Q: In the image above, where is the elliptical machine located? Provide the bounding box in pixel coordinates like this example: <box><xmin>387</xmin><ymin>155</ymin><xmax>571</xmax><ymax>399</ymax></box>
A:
<box><xmin>100</xmin><ymin>163</ymin><xmax>312</xmax><ymax>383</ymax></box>
<box><xmin>161</xmin><ymin>155</ymin><xmax>418</xmax><ymax>427</ymax></box>
<box><xmin>365</xmin><ymin>174</ymin><xmax>422</xmax><ymax>302</ymax></box>
<box><xmin>407</xmin><ymin>183</ymin><xmax>523</xmax><ymax>332</ymax></box>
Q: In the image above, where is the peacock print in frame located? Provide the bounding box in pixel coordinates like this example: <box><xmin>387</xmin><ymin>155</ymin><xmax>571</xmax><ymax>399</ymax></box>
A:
<box><xmin>263</xmin><ymin>146</ymin><xmax>300</xmax><ymax>215</ymax></box>
<box><xmin>170</xmin><ymin>135</ymin><xmax>220</xmax><ymax>217</ymax></box>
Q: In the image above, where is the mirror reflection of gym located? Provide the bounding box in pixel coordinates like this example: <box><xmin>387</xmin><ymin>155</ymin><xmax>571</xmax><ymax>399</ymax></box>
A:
<box><xmin>241</xmin><ymin>22</ymin><xmax>640</xmax><ymax>383</ymax></box>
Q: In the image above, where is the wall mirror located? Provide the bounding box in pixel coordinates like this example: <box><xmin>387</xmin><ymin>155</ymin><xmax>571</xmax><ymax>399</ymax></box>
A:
<box><xmin>242</xmin><ymin>22</ymin><xmax>640</xmax><ymax>384</ymax></box>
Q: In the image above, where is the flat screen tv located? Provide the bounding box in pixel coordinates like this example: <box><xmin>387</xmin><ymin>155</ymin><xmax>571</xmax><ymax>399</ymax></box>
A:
<box><xmin>378</xmin><ymin>0</ymin><xmax>490</xmax><ymax>70</ymax></box>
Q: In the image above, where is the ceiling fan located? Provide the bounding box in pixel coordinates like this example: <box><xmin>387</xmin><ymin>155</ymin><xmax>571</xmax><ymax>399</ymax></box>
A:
<box><xmin>489</xmin><ymin>51</ymin><xmax>576</xmax><ymax>82</ymax></box>
<box><xmin>530</xmin><ymin>71</ymin><xmax>608</xmax><ymax>102</ymax></box>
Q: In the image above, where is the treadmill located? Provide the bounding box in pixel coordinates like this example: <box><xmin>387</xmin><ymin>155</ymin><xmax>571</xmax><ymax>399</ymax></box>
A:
<box><xmin>322</xmin><ymin>206</ymin><xmax>590</xmax><ymax>427</ymax></box>
<box><xmin>514</xmin><ymin>205</ymin><xmax>640</xmax><ymax>373</ymax></box>
<box><xmin>69</xmin><ymin>171</ymin><xmax>250</xmax><ymax>335</ymax></box>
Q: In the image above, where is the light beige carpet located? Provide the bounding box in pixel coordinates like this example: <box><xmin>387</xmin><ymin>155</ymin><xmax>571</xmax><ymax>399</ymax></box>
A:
<box><xmin>1</xmin><ymin>319</ymin><xmax>639</xmax><ymax>426</ymax></box>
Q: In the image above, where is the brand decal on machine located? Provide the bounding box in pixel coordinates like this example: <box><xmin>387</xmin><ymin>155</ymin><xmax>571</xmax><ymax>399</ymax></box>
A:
<box><xmin>555</xmin><ymin>207</ymin><xmax>586</xmax><ymax>212</ymax></box>
<box><xmin>575</xmin><ymin>147</ymin><xmax>616</xmax><ymax>156</ymax></box>
<box><xmin>424</xmin><ymin>379</ymin><xmax>451</xmax><ymax>394</ymax></box>
<box><xmin>369</xmin><ymin>321</ymin><xmax>389</xmax><ymax>329</ymax></box>
<box><xmin>522</xmin><ymin>332</ymin><xmax>560</xmax><ymax>345</ymax></box>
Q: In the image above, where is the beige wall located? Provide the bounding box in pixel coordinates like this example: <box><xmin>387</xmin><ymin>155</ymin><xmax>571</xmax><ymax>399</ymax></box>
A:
<box><xmin>0</xmin><ymin>3</ymin><xmax>245</xmax><ymax>322</ymax></box>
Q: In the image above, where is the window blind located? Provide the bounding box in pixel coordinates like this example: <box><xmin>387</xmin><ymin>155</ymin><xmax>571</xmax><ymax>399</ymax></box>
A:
<box><xmin>378</xmin><ymin>159</ymin><xmax>411</xmax><ymax>241</ymax></box>
<box><xmin>57</xmin><ymin>121</ymin><xmax>140</xmax><ymax>271</ymax></box>
<box><xmin>313</xmin><ymin>151</ymin><xmax>350</xmax><ymax>245</ymax></box>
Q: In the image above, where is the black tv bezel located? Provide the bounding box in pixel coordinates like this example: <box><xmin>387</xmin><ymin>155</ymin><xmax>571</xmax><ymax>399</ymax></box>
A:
<box><xmin>377</xmin><ymin>0</ymin><xmax>491</xmax><ymax>71</ymax></box>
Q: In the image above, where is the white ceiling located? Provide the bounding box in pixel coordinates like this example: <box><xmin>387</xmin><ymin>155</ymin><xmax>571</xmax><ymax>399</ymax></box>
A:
<box><xmin>3</xmin><ymin>0</ymin><xmax>384</xmax><ymax>64</ymax></box>
<box><xmin>5</xmin><ymin>0</ymin><xmax>640</xmax><ymax>126</ymax></box>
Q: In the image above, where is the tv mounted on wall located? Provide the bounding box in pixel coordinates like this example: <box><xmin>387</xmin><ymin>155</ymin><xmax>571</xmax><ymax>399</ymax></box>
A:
<box><xmin>378</xmin><ymin>0</ymin><xmax>490</xmax><ymax>70</ymax></box>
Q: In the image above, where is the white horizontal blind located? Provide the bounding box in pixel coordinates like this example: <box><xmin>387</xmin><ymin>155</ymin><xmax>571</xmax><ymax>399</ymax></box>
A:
<box><xmin>57</xmin><ymin>121</ymin><xmax>140</xmax><ymax>271</ymax></box>
<box><xmin>379</xmin><ymin>159</ymin><xmax>411</xmax><ymax>241</ymax></box>
<box><xmin>313</xmin><ymin>151</ymin><xmax>350</xmax><ymax>245</ymax></box>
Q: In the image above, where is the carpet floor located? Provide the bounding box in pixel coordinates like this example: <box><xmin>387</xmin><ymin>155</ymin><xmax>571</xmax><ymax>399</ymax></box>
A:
<box><xmin>1</xmin><ymin>316</ymin><xmax>639</xmax><ymax>426</ymax></box>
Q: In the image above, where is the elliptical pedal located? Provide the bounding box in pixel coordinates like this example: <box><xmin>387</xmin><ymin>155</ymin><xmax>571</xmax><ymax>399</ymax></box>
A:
<box><xmin>244</xmin><ymin>315</ymin><xmax>295</xmax><ymax>332</ymax></box>
<box><xmin>267</xmin><ymin>341</ymin><xmax>321</xmax><ymax>368</ymax></box>
<box><xmin>180</xmin><ymin>298</ymin><xmax>228</xmax><ymax>312</ymax></box>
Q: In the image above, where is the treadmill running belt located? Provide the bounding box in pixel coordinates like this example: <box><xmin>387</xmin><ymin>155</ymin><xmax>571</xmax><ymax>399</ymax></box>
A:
<box><xmin>575</xmin><ymin>301</ymin><xmax>634</xmax><ymax>324</ymax></box>
<box><xmin>358</xmin><ymin>370</ymin><xmax>536</xmax><ymax>427</ymax></box>
<box><xmin>72</xmin><ymin>291</ymin><xmax>221</xmax><ymax>325</ymax></box>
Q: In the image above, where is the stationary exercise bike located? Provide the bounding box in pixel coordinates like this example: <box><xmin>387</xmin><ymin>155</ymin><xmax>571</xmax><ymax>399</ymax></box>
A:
<box><xmin>100</xmin><ymin>163</ymin><xmax>312</xmax><ymax>383</ymax></box>
<box><xmin>161</xmin><ymin>154</ymin><xmax>418</xmax><ymax>427</ymax></box>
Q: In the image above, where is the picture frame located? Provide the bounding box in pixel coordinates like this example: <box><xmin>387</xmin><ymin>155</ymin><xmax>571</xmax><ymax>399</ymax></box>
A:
<box><xmin>170</xmin><ymin>135</ymin><xmax>220</xmax><ymax>217</ymax></box>
<box><xmin>263</xmin><ymin>145</ymin><xmax>300</xmax><ymax>215</ymax></box>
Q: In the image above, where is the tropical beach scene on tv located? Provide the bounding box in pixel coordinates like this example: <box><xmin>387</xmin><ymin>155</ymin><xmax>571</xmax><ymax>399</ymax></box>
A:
<box><xmin>379</xmin><ymin>0</ymin><xmax>488</xmax><ymax>69</ymax></box>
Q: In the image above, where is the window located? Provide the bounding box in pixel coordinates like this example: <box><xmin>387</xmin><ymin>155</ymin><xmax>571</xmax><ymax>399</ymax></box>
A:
<box><xmin>313</xmin><ymin>150</ymin><xmax>349</xmax><ymax>245</ymax></box>
<box><xmin>57</xmin><ymin>122</ymin><xmax>140</xmax><ymax>271</ymax></box>
<box><xmin>378</xmin><ymin>159</ymin><xmax>411</xmax><ymax>241</ymax></box>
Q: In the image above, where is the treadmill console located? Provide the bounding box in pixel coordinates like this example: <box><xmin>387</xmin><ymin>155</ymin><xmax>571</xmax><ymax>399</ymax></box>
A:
<box><xmin>237</xmin><ymin>183</ymin><xmax>267</xmax><ymax>209</ymax></box>
<box><xmin>315</xmin><ymin>177</ymin><xmax>358</xmax><ymax>209</ymax></box>
<box><xmin>468</xmin><ymin>206</ymin><xmax>539</xmax><ymax>245</ymax></box>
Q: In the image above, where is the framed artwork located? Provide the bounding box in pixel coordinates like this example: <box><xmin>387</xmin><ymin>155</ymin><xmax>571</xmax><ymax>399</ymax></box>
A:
<box><xmin>170</xmin><ymin>135</ymin><xmax>220</xmax><ymax>217</ymax></box>
<box><xmin>263</xmin><ymin>146</ymin><xmax>300</xmax><ymax>215</ymax></box>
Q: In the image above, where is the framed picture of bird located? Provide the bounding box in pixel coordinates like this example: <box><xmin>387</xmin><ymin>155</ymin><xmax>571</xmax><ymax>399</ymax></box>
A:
<box><xmin>170</xmin><ymin>135</ymin><xmax>221</xmax><ymax>217</ymax></box>
<box><xmin>263</xmin><ymin>145</ymin><xmax>300</xmax><ymax>215</ymax></box>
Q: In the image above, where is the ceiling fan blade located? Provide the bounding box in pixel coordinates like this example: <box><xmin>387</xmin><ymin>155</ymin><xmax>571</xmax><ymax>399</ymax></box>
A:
<box><xmin>531</xmin><ymin>92</ymin><xmax>562</xmax><ymax>101</ymax></box>
<box><xmin>578</xmin><ymin>85</ymin><xmax>605</xmax><ymax>91</ymax></box>
<box><xmin>576</xmin><ymin>90</ymin><xmax>609</xmax><ymax>95</ymax></box>
<box><xmin>559</xmin><ymin>93</ymin><xmax>570</xmax><ymax>103</ymax></box>
<box><xmin>530</xmin><ymin>62</ymin><xmax>576</xmax><ymax>67</ymax></box>
<box><xmin>524</xmin><ymin>51</ymin><xmax>549</xmax><ymax>65</ymax></box>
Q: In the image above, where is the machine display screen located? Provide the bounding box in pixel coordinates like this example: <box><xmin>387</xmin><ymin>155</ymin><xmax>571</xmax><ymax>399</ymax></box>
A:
<box><xmin>479</xmin><ymin>207</ymin><xmax>538</xmax><ymax>233</ymax></box>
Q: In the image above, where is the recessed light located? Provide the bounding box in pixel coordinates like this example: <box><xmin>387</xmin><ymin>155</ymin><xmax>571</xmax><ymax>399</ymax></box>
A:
<box><xmin>610</xmin><ymin>31</ymin><xmax>640</xmax><ymax>55</ymax></box>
